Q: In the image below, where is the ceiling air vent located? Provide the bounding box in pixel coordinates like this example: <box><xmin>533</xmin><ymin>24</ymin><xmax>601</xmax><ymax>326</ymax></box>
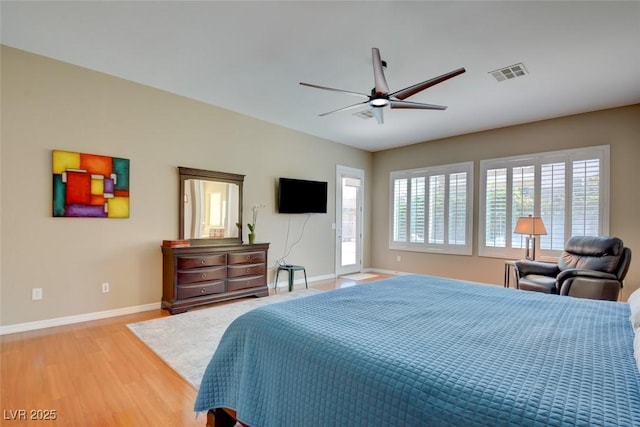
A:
<box><xmin>489</xmin><ymin>63</ymin><xmax>528</xmax><ymax>82</ymax></box>
<box><xmin>353</xmin><ymin>110</ymin><xmax>374</xmax><ymax>119</ymax></box>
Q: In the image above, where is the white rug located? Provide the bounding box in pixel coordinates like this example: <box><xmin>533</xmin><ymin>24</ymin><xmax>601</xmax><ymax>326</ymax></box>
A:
<box><xmin>341</xmin><ymin>273</ymin><xmax>379</xmax><ymax>281</ymax></box>
<box><xmin>127</xmin><ymin>289</ymin><xmax>321</xmax><ymax>389</ymax></box>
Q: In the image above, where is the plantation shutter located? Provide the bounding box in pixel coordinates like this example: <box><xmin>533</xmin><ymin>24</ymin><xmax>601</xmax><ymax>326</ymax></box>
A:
<box><xmin>479</xmin><ymin>145</ymin><xmax>608</xmax><ymax>259</ymax></box>
<box><xmin>572</xmin><ymin>158</ymin><xmax>600</xmax><ymax>236</ymax></box>
<box><xmin>410</xmin><ymin>177</ymin><xmax>425</xmax><ymax>243</ymax></box>
<box><xmin>393</xmin><ymin>178</ymin><xmax>408</xmax><ymax>242</ymax></box>
<box><xmin>540</xmin><ymin>162</ymin><xmax>566</xmax><ymax>250</ymax></box>
<box><xmin>485</xmin><ymin>168</ymin><xmax>507</xmax><ymax>248</ymax></box>
<box><xmin>428</xmin><ymin>175</ymin><xmax>445</xmax><ymax>244</ymax></box>
<box><xmin>448</xmin><ymin>172</ymin><xmax>467</xmax><ymax>245</ymax></box>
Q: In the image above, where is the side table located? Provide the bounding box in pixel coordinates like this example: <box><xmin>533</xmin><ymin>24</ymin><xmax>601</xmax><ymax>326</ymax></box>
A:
<box><xmin>274</xmin><ymin>264</ymin><xmax>308</xmax><ymax>292</ymax></box>
<box><xmin>504</xmin><ymin>260</ymin><xmax>518</xmax><ymax>288</ymax></box>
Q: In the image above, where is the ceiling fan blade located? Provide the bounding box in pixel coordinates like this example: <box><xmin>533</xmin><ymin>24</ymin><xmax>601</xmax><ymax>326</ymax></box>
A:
<box><xmin>371</xmin><ymin>107</ymin><xmax>384</xmax><ymax>124</ymax></box>
<box><xmin>372</xmin><ymin>48</ymin><xmax>390</xmax><ymax>96</ymax></box>
<box><xmin>318</xmin><ymin>101</ymin><xmax>369</xmax><ymax>117</ymax></box>
<box><xmin>390</xmin><ymin>67</ymin><xmax>466</xmax><ymax>100</ymax></box>
<box><xmin>389</xmin><ymin>100</ymin><xmax>448</xmax><ymax>110</ymax></box>
<box><xmin>299</xmin><ymin>82</ymin><xmax>369</xmax><ymax>99</ymax></box>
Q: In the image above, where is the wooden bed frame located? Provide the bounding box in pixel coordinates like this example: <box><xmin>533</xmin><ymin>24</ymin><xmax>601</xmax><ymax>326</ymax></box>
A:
<box><xmin>206</xmin><ymin>408</ymin><xmax>247</xmax><ymax>427</ymax></box>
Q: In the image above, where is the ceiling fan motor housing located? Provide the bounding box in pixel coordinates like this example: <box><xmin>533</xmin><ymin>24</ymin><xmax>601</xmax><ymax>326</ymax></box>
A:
<box><xmin>369</xmin><ymin>89</ymin><xmax>390</xmax><ymax>107</ymax></box>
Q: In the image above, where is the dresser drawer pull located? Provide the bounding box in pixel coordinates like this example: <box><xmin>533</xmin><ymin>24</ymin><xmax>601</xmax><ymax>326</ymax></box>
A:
<box><xmin>246</xmin><ymin>255</ymin><xmax>252</xmax><ymax>260</ymax></box>
<box><xmin>200</xmin><ymin>288</ymin><xmax>206</xmax><ymax>294</ymax></box>
<box><xmin>201</xmin><ymin>273</ymin><xmax>207</xmax><ymax>279</ymax></box>
<box><xmin>246</xmin><ymin>267</ymin><xmax>251</xmax><ymax>273</ymax></box>
<box><xmin>200</xmin><ymin>259</ymin><xmax>205</xmax><ymax>264</ymax></box>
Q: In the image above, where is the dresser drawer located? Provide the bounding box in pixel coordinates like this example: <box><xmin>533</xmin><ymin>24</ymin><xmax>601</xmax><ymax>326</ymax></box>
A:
<box><xmin>227</xmin><ymin>263</ymin><xmax>266</xmax><ymax>278</ymax></box>
<box><xmin>177</xmin><ymin>281</ymin><xmax>225</xmax><ymax>299</ymax></box>
<box><xmin>227</xmin><ymin>275</ymin><xmax>265</xmax><ymax>292</ymax></box>
<box><xmin>162</xmin><ymin>243</ymin><xmax>270</xmax><ymax>314</ymax></box>
<box><xmin>178</xmin><ymin>265</ymin><xmax>226</xmax><ymax>285</ymax></box>
<box><xmin>227</xmin><ymin>251</ymin><xmax>265</xmax><ymax>265</ymax></box>
<box><xmin>177</xmin><ymin>254</ymin><xmax>226</xmax><ymax>270</ymax></box>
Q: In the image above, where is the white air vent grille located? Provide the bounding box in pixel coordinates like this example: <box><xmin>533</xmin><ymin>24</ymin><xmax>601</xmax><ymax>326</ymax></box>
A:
<box><xmin>353</xmin><ymin>110</ymin><xmax>373</xmax><ymax>119</ymax></box>
<box><xmin>490</xmin><ymin>63</ymin><xmax>528</xmax><ymax>82</ymax></box>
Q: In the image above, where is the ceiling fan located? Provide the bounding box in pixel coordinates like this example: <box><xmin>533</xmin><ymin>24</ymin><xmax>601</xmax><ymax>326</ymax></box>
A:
<box><xmin>300</xmin><ymin>48</ymin><xmax>465</xmax><ymax>124</ymax></box>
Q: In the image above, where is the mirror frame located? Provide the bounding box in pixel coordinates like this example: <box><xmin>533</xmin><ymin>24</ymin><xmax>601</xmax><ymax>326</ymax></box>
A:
<box><xmin>178</xmin><ymin>166</ymin><xmax>244</xmax><ymax>245</ymax></box>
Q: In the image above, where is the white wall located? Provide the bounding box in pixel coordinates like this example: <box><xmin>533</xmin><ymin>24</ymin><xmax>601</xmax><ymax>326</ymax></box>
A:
<box><xmin>0</xmin><ymin>46</ymin><xmax>373</xmax><ymax>326</ymax></box>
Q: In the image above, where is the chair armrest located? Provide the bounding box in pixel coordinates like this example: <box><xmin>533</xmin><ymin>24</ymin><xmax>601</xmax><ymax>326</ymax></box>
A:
<box><xmin>514</xmin><ymin>260</ymin><xmax>559</xmax><ymax>277</ymax></box>
<box><xmin>557</xmin><ymin>269</ymin><xmax>622</xmax><ymax>300</ymax></box>
<box><xmin>556</xmin><ymin>268</ymin><xmax>618</xmax><ymax>283</ymax></box>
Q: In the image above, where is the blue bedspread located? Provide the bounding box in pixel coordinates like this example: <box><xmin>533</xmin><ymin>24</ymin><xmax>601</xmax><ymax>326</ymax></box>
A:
<box><xmin>195</xmin><ymin>274</ymin><xmax>640</xmax><ymax>426</ymax></box>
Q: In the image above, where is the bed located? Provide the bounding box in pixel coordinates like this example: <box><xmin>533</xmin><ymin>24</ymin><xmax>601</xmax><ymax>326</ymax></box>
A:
<box><xmin>194</xmin><ymin>274</ymin><xmax>640</xmax><ymax>426</ymax></box>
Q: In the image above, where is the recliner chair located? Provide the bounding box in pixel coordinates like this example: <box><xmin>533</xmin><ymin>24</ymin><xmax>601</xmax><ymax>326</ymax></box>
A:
<box><xmin>514</xmin><ymin>236</ymin><xmax>632</xmax><ymax>301</ymax></box>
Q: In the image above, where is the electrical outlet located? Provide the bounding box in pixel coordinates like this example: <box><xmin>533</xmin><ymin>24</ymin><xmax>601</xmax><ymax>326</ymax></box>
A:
<box><xmin>32</xmin><ymin>288</ymin><xmax>43</xmax><ymax>300</ymax></box>
<box><xmin>102</xmin><ymin>282</ymin><xmax>110</xmax><ymax>293</ymax></box>
<box><xmin>396</xmin><ymin>255</ymin><xmax>401</xmax><ymax>262</ymax></box>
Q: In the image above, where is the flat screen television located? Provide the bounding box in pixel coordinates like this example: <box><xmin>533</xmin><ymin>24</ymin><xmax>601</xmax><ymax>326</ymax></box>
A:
<box><xmin>278</xmin><ymin>177</ymin><xmax>328</xmax><ymax>214</ymax></box>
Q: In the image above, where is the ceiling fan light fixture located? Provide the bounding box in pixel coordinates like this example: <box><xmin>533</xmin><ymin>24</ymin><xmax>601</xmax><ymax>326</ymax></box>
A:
<box><xmin>369</xmin><ymin>98</ymin><xmax>389</xmax><ymax>107</ymax></box>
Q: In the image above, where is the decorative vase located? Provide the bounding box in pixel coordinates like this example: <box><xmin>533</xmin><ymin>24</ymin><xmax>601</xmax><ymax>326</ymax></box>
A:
<box><xmin>248</xmin><ymin>233</ymin><xmax>256</xmax><ymax>244</ymax></box>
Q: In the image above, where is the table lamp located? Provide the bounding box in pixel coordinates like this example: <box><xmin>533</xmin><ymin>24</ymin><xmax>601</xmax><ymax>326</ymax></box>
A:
<box><xmin>514</xmin><ymin>215</ymin><xmax>547</xmax><ymax>260</ymax></box>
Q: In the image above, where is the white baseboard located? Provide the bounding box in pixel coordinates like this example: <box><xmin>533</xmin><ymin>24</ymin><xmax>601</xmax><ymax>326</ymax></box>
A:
<box><xmin>367</xmin><ymin>268</ymin><xmax>411</xmax><ymax>276</ymax></box>
<box><xmin>1</xmin><ymin>270</ymin><xmax>399</xmax><ymax>335</ymax></box>
<box><xmin>272</xmin><ymin>269</ymin><xmax>405</xmax><ymax>290</ymax></box>
<box><xmin>0</xmin><ymin>302</ymin><xmax>160</xmax><ymax>336</ymax></box>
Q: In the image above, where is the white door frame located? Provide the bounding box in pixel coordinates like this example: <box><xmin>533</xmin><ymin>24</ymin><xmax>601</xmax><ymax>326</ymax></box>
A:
<box><xmin>335</xmin><ymin>165</ymin><xmax>364</xmax><ymax>276</ymax></box>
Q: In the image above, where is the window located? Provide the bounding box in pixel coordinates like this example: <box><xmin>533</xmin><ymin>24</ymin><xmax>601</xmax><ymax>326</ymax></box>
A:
<box><xmin>479</xmin><ymin>145</ymin><xmax>609</xmax><ymax>259</ymax></box>
<box><xmin>390</xmin><ymin>162</ymin><xmax>473</xmax><ymax>255</ymax></box>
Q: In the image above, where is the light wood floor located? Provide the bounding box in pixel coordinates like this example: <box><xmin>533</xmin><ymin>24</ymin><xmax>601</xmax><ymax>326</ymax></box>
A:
<box><xmin>0</xmin><ymin>274</ymin><xmax>390</xmax><ymax>427</ymax></box>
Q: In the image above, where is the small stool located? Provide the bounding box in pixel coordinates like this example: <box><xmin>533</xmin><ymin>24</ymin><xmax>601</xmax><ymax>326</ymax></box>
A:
<box><xmin>275</xmin><ymin>265</ymin><xmax>308</xmax><ymax>292</ymax></box>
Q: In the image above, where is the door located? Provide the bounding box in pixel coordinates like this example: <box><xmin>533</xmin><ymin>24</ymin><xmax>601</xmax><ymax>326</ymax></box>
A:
<box><xmin>336</xmin><ymin>165</ymin><xmax>364</xmax><ymax>276</ymax></box>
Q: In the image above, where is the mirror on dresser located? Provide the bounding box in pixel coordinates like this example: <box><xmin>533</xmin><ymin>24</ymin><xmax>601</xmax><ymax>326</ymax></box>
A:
<box><xmin>178</xmin><ymin>167</ymin><xmax>244</xmax><ymax>245</ymax></box>
<box><xmin>163</xmin><ymin>167</ymin><xmax>269</xmax><ymax>314</ymax></box>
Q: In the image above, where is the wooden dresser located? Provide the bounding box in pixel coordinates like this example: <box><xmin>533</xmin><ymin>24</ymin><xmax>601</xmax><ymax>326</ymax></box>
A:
<box><xmin>162</xmin><ymin>242</ymin><xmax>270</xmax><ymax>314</ymax></box>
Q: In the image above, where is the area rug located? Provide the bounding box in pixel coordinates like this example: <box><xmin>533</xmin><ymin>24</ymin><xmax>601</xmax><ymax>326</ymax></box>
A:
<box><xmin>127</xmin><ymin>289</ymin><xmax>321</xmax><ymax>389</ymax></box>
<box><xmin>341</xmin><ymin>273</ymin><xmax>379</xmax><ymax>281</ymax></box>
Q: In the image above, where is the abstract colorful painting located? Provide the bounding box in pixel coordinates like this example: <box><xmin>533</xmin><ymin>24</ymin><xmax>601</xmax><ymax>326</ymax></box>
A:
<box><xmin>52</xmin><ymin>150</ymin><xmax>130</xmax><ymax>218</ymax></box>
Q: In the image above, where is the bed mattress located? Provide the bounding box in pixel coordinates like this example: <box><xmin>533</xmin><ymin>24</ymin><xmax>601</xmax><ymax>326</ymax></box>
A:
<box><xmin>195</xmin><ymin>274</ymin><xmax>640</xmax><ymax>426</ymax></box>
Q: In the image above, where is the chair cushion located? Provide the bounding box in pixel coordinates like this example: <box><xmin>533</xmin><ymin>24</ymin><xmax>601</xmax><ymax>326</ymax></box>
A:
<box><xmin>517</xmin><ymin>274</ymin><xmax>557</xmax><ymax>294</ymax></box>
<box><xmin>559</xmin><ymin>236</ymin><xmax>624</xmax><ymax>274</ymax></box>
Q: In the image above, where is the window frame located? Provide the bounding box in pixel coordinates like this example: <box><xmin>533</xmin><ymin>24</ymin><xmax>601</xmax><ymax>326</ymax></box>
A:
<box><xmin>389</xmin><ymin>161</ymin><xmax>473</xmax><ymax>255</ymax></box>
<box><xmin>478</xmin><ymin>145</ymin><xmax>610</xmax><ymax>260</ymax></box>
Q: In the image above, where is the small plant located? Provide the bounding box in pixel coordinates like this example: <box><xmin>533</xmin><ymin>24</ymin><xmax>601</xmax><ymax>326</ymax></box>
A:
<box><xmin>246</xmin><ymin>205</ymin><xmax>264</xmax><ymax>244</ymax></box>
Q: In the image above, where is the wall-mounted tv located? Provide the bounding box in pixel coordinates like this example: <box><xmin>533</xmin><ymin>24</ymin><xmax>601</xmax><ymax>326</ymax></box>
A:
<box><xmin>278</xmin><ymin>177</ymin><xmax>328</xmax><ymax>214</ymax></box>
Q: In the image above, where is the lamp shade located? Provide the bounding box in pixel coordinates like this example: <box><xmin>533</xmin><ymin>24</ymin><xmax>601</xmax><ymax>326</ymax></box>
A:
<box><xmin>514</xmin><ymin>216</ymin><xmax>547</xmax><ymax>235</ymax></box>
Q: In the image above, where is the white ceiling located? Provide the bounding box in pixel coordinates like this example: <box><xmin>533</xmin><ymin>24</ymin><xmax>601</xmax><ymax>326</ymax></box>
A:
<box><xmin>2</xmin><ymin>1</ymin><xmax>639</xmax><ymax>152</ymax></box>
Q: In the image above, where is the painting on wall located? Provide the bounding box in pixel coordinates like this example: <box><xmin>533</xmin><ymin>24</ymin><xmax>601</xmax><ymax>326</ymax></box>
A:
<box><xmin>52</xmin><ymin>150</ymin><xmax>130</xmax><ymax>218</ymax></box>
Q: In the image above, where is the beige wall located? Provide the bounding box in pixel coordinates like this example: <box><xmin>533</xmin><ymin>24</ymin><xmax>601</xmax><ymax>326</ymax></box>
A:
<box><xmin>2</xmin><ymin>45</ymin><xmax>639</xmax><ymax>328</ymax></box>
<box><xmin>0</xmin><ymin>46</ymin><xmax>373</xmax><ymax>326</ymax></box>
<box><xmin>372</xmin><ymin>105</ymin><xmax>640</xmax><ymax>300</ymax></box>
